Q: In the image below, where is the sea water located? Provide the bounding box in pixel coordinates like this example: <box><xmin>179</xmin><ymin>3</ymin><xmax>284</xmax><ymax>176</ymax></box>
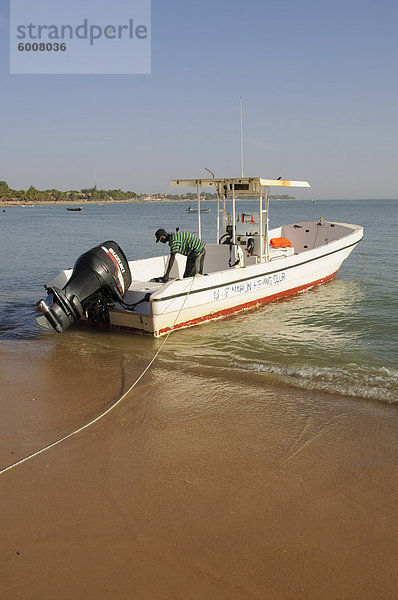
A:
<box><xmin>0</xmin><ymin>199</ymin><xmax>397</xmax><ymax>404</ymax></box>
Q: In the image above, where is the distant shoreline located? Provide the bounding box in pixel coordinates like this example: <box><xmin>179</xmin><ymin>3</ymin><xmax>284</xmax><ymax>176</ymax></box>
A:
<box><xmin>0</xmin><ymin>197</ymin><xmax>306</xmax><ymax>207</ymax></box>
<box><xmin>0</xmin><ymin>197</ymin><xmax>202</xmax><ymax>207</ymax></box>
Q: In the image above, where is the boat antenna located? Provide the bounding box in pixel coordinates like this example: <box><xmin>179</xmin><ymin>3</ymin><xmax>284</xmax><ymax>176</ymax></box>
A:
<box><xmin>240</xmin><ymin>97</ymin><xmax>244</xmax><ymax>178</ymax></box>
<box><xmin>205</xmin><ymin>168</ymin><xmax>215</xmax><ymax>178</ymax></box>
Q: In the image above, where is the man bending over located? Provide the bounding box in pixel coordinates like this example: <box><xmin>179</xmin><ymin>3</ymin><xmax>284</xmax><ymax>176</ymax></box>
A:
<box><xmin>155</xmin><ymin>228</ymin><xmax>206</xmax><ymax>283</ymax></box>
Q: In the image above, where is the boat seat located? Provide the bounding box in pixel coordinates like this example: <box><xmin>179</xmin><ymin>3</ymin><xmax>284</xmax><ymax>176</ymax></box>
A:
<box><xmin>244</xmin><ymin>255</ymin><xmax>258</xmax><ymax>266</ymax></box>
<box><xmin>203</xmin><ymin>243</ymin><xmax>243</xmax><ymax>274</ymax></box>
<box><xmin>268</xmin><ymin>246</ymin><xmax>295</xmax><ymax>260</ymax></box>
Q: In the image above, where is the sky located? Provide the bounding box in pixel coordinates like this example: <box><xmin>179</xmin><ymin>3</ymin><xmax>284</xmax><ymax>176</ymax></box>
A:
<box><xmin>0</xmin><ymin>0</ymin><xmax>397</xmax><ymax>199</ymax></box>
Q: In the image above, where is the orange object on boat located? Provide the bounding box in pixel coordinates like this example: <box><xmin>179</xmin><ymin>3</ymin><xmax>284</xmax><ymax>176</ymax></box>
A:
<box><xmin>270</xmin><ymin>237</ymin><xmax>292</xmax><ymax>248</ymax></box>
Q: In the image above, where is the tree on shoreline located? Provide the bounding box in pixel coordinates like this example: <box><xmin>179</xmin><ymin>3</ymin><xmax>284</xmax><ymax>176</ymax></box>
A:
<box><xmin>0</xmin><ymin>181</ymin><xmax>137</xmax><ymax>202</ymax></box>
<box><xmin>0</xmin><ymin>180</ymin><xmax>218</xmax><ymax>202</ymax></box>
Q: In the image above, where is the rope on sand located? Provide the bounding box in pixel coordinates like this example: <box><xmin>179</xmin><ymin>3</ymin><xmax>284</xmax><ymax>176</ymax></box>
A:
<box><xmin>0</xmin><ymin>277</ymin><xmax>195</xmax><ymax>476</ymax></box>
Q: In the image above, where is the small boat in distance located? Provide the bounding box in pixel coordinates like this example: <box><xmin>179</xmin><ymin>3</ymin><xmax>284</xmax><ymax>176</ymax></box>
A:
<box><xmin>66</xmin><ymin>206</ymin><xmax>83</xmax><ymax>212</ymax></box>
<box><xmin>37</xmin><ymin>175</ymin><xmax>363</xmax><ymax>337</ymax></box>
<box><xmin>186</xmin><ymin>206</ymin><xmax>211</xmax><ymax>213</ymax></box>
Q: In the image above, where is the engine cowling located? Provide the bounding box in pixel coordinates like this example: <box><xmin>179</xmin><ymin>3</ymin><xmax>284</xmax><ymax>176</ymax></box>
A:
<box><xmin>36</xmin><ymin>241</ymin><xmax>132</xmax><ymax>333</ymax></box>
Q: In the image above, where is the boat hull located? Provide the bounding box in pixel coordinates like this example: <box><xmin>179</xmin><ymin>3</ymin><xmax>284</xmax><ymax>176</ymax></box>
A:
<box><xmin>41</xmin><ymin>220</ymin><xmax>363</xmax><ymax>337</ymax></box>
<box><xmin>108</xmin><ymin>225</ymin><xmax>362</xmax><ymax>336</ymax></box>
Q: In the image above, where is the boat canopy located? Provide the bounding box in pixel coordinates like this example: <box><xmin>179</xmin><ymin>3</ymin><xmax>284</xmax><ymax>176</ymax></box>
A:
<box><xmin>170</xmin><ymin>177</ymin><xmax>310</xmax><ymax>196</ymax></box>
<box><xmin>170</xmin><ymin>177</ymin><xmax>310</xmax><ymax>261</ymax></box>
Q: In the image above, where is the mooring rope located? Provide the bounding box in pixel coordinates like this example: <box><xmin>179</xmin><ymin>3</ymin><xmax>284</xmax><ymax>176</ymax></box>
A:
<box><xmin>0</xmin><ymin>277</ymin><xmax>195</xmax><ymax>476</ymax></box>
<box><xmin>355</xmin><ymin>246</ymin><xmax>367</xmax><ymax>268</ymax></box>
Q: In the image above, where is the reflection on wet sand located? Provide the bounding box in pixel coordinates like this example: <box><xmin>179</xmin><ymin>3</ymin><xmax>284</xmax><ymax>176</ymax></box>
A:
<box><xmin>1</xmin><ymin>338</ymin><xmax>398</xmax><ymax>599</ymax></box>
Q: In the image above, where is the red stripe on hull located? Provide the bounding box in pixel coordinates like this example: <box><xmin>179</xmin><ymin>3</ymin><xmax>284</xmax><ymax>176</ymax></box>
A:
<box><xmin>157</xmin><ymin>270</ymin><xmax>339</xmax><ymax>336</ymax></box>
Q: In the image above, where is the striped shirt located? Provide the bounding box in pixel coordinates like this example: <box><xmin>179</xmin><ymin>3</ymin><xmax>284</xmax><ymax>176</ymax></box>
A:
<box><xmin>169</xmin><ymin>231</ymin><xmax>205</xmax><ymax>256</ymax></box>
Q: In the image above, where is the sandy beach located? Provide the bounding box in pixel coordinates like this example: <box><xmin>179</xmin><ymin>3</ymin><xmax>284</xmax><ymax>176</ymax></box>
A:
<box><xmin>1</xmin><ymin>338</ymin><xmax>397</xmax><ymax>600</ymax></box>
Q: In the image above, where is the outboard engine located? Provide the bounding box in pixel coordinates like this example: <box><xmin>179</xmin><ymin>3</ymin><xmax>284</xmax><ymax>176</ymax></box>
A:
<box><xmin>36</xmin><ymin>241</ymin><xmax>132</xmax><ymax>333</ymax></box>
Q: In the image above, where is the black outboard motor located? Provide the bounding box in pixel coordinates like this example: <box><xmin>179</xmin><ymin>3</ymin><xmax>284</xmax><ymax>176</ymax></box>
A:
<box><xmin>36</xmin><ymin>241</ymin><xmax>132</xmax><ymax>333</ymax></box>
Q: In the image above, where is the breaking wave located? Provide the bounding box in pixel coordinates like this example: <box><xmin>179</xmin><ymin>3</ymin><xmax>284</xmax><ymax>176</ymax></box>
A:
<box><xmin>228</xmin><ymin>360</ymin><xmax>398</xmax><ymax>405</ymax></box>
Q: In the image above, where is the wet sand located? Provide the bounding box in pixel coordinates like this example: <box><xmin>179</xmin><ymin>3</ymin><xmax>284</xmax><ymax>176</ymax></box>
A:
<box><xmin>1</xmin><ymin>339</ymin><xmax>397</xmax><ymax>599</ymax></box>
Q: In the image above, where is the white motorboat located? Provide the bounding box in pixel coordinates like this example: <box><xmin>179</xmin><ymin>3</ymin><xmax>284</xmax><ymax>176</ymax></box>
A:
<box><xmin>36</xmin><ymin>177</ymin><xmax>363</xmax><ymax>336</ymax></box>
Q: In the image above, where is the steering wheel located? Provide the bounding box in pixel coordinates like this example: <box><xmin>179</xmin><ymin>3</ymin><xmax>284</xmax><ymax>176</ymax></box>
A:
<box><xmin>219</xmin><ymin>233</ymin><xmax>232</xmax><ymax>245</ymax></box>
